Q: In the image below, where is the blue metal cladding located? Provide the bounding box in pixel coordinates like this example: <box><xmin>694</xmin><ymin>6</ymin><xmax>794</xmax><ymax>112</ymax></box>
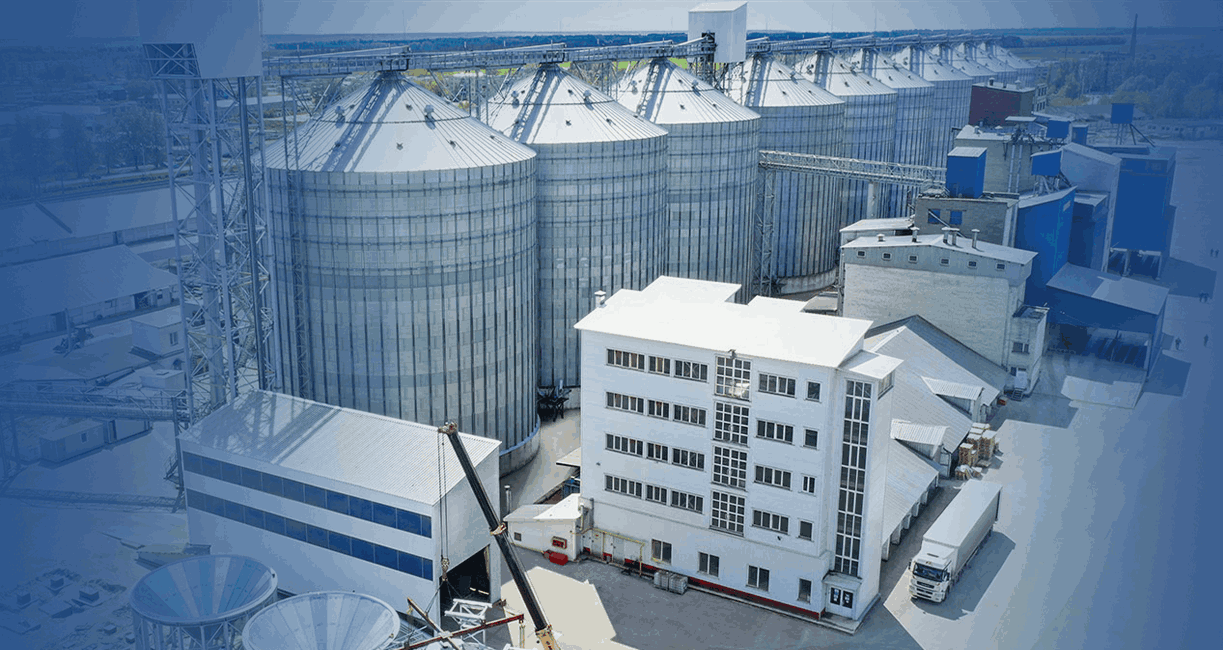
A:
<box><xmin>946</xmin><ymin>148</ymin><xmax>987</xmax><ymax>198</ymax></box>
<box><xmin>1069</xmin><ymin>199</ymin><xmax>1108</xmax><ymax>269</ymax></box>
<box><xmin>1046</xmin><ymin>119</ymin><xmax>1071</xmax><ymax>139</ymax></box>
<box><xmin>1108</xmin><ymin>149</ymin><xmax>1177</xmax><ymax>254</ymax></box>
<box><xmin>1110</xmin><ymin>103</ymin><xmax>1135</xmax><ymax>125</ymax></box>
<box><xmin>1015</xmin><ymin>189</ymin><xmax>1075</xmax><ymax>302</ymax></box>
<box><xmin>1071</xmin><ymin>125</ymin><xmax>1088</xmax><ymax>145</ymax></box>
<box><xmin>1031</xmin><ymin>150</ymin><xmax>1062</xmax><ymax>177</ymax></box>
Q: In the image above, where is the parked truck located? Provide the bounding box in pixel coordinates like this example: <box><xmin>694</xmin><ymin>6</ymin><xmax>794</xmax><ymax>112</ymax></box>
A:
<box><xmin>909</xmin><ymin>481</ymin><xmax>1002</xmax><ymax>603</ymax></box>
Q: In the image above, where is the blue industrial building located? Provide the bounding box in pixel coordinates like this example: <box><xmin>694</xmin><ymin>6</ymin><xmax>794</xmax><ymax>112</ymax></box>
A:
<box><xmin>1044</xmin><ymin>265</ymin><xmax>1168</xmax><ymax>372</ymax></box>
<box><xmin>1092</xmin><ymin>144</ymin><xmax>1177</xmax><ymax>279</ymax></box>
<box><xmin>1014</xmin><ymin>187</ymin><xmax>1075</xmax><ymax>305</ymax></box>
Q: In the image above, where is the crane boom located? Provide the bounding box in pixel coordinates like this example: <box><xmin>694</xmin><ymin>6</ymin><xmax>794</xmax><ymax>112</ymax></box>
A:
<box><xmin>438</xmin><ymin>422</ymin><xmax>560</xmax><ymax>650</ymax></box>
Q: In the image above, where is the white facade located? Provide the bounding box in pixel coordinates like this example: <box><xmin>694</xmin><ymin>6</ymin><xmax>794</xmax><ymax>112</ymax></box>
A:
<box><xmin>179</xmin><ymin>391</ymin><xmax>502</xmax><ymax>622</ymax></box>
<box><xmin>574</xmin><ymin>277</ymin><xmax>901</xmax><ymax>621</ymax></box>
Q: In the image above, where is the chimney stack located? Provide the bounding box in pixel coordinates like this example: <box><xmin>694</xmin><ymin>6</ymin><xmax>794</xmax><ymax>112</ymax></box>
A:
<box><xmin>942</xmin><ymin>227</ymin><xmax>951</xmax><ymax>245</ymax></box>
<box><xmin>594</xmin><ymin>290</ymin><xmax>607</xmax><ymax>308</ymax></box>
<box><xmin>971</xmin><ymin>228</ymin><xmax>980</xmax><ymax>249</ymax></box>
<box><xmin>950</xmin><ymin>228</ymin><xmax>960</xmax><ymax>246</ymax></box>
<box><xmin>911</xmin><ymin>226</ymin><xmax>920</xmax><ymax>243</ymax></box>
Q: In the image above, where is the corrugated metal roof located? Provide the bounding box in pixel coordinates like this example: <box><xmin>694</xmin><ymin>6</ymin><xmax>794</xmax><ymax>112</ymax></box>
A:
<box><xmin>504</xmin><ymin>504</ymin><xmax>551</xmax><ymax>522</ymax></box>
<box><xmin>948</xmin><ymin>47</ymin><xmax>996</xmax><ymax>81</ymax></box>
<box><xmin>866</xmin><ymin>315</ymin><xmax>1008</xmax><ymax>406</ymax></box>
<box><xmin>891</xmin><ymin>48</ymin><xmax>973</xmax><ymax>84</ymax></box>
<box><xmin>923</xmin><ymin>376</ymin><xmax>984</xmax><ymax>402</ymax></box>
<box><xmin>724</xmin><ymin>55</ymin><xmax>845</xmax><ymax>108</ymax></box>
<box><xmin>885</xmin><ymin>439</ymin><xmax>939</xmax><ymax>536</ymax></box>
<box><xmin>0</xmin><ymin>246</ymin><xmax>178</xmax><ymax>325</ymax></box>
<box><xmin>852</xmin><ymin>54</ymin><xmax>934</xmax><ymax>91</ymax></box>
<box><xmin>891</xmin><ymin>420</ymin><xmax>949</xmax><ymax>447</ymax></box>
<box><xmin>0</xmin><ymin>187</ymin><xmax>189</xmax><ymax>252</ymax></box>
<box><xmin>820</xmin><ymin>55</ymin><xmax>899</xmax><ymax>98</ymax></box>
<box><xmin>243</xmin><ymin>592</ymin><xmax>399</xmax><ymax>650</ymax></box>
<box><xmin>842</xmin><ymin>233</ymin><xmax>1038</xmax><ymax>265</ymax></box>
<box><xmin>264</xmin><ymin>73</ymin><xmax>536</xmax><ymax>172</ymax></box>
<box><xmin>180</xmin><ymin>391</ymin><xmax>501</xmax><ymax>505</ymax></box>
<box><xmin>484</xmin><ymin>65</ymin><xmax>668</xmax><ymax>144</ymax></box>
<box><xmin>840</xmin><ymin>349</ymin><xmax>904</xmax><ymax>379</ymax></box>
<box><xmin>840</xmin><ymin>216</ymin><xmax>914</xmax><ymax>233</ymax></box>
<box><xmin>1047</xmin><ymin>264</ymin><xmax>1169</xmax><ymax>315</ymax></box>
<box><xmin>615</xmin><ymin>59</ymin><xmax>759</xmax><ymax>125</ymax></box>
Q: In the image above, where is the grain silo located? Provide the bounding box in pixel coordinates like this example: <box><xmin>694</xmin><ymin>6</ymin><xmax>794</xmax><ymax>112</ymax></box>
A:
<box><xmin>799</xmin><ymin>52</ymin><xmax>897</xmax><ymax>225</ymax></box>
<box><xmin>130</xmin><ymin>555</ymin><xmax>277</xmax><ymax>650</ymax></box>
<box><xmin>892</xmin><ymin>46</ymin><xmax>974</xmax><ymax>166</ymax></box>
<box><xmin>852</xmin><ymin>51</ymin><xmax>934</xmax><ymax>216</ymax></box>
<box><xmin>484</xmin><ymin>64</ymin><xmax>669</xmax><ymax>390</ymax></box>
<box><xmin>994</xmin><ymin>46</ymin><xmax>1040</xmax><ymax>87</ymax></box>
<box><xmin>974</xmin><ymin>42</ymin><xmax>1020</xmax><ymax>84</ymax></box>
<box><xmin>243</xmin><ymin>592</ymin><xmax>400</xmax><ymax>650</ymax></box>
<box><xmin>264</xmin><ymin>73</ymin><xmax>540</xmax><ymax>469</ymax></box>
<box><xmin>723</xmin><ymin>54</ymin><xmax>848</xmax><ymax>291</ymax></box>
<box><xmin>944</xmin><ymin>43</ymin><xmax>995</xmax><ymax>85</ymax></box>
<box><xmin>613</xmin><ymin>59</ymin><xmax>761</xmax><ymax>289</ymax></box>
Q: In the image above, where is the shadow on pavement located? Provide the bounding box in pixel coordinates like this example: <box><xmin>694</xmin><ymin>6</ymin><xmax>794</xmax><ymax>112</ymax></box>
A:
<box><xmin>1156</xmin><ymin>257</ymin><xmax>1217</xmax><ymax>298</ymax></box>
<box><xmin>992</xmin><ymin>394</ymin><xmax>1078</xmax><ymax>429</ymax></box>
<box><xmin>1144</xmin><ymin>354</ymin><xmax>1189</xmax><ymax>397</ymax></box>
<box><xmin>912</xmin><ymin>532</ymin><xmax>1015</xmax><ymax>621</ymax></box>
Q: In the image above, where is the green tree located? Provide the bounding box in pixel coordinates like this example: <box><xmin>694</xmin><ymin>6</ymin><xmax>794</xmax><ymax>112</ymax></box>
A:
<box><xmin>113</xmin><ymin>106</ymin><xmax>165</xmax><ymax>170</ymax></box>
<box><xmin>60</xmin><ymin>114</ymin><xmax>97</xmax><ymax>177</ymax></box>
<box><xmin>1183</xmin><ymin>73</ymin><xmax>1220</xmax><ymax>119</ymax></box>
<box><xmin>10</xmin><ymin>115</ymin><xmax>54</xmax><ymax>193</ymax></box>
<box><xmin>1153</xmin><ymin>72</ymin><xmax>1189</xmax><ymax>118</ymax></box>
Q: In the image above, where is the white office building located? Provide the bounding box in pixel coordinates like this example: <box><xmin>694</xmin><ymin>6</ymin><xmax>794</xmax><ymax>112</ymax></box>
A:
<box><xmin>179</xmin><ymin>390</ymin><xmax>502</xmax><ymax>622</ymax></box>
<box><xmin>574</xmin><ymin>277</ymin><xmax>901</xmax><ymax>622</ymax></box>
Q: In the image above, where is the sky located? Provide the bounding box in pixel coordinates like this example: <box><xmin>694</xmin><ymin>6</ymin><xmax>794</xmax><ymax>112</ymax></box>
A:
<box><xmin>2</xmin><ymin>0</ymin><xmax>1220</xmax><ymax>45</ymax></box>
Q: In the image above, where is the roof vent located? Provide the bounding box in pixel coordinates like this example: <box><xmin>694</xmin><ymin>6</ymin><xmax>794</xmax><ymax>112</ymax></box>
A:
<box><xmin>396</xmin><ymin>142</ymin><xmax>403</xmax><ymax>150</ymax></box>
<box><xmin>405</xmin><ymin>103</ymin><xmax>412</xmax><ymax>110</ymax></box>
<box><xmin>594</xmin><ymin>290</ymin><xmax>607</xmax><ymax>308</ymax></box>
<box><xmin>942</xmin><ymin>226</ymin><xmax>951</xmax><ymax>244</ymax></box>
<box><xmin>972</xmin><ymin>229</ymin><xmax>980</xmax><ymax>249</ymax></box>
<box><xmin>679</xmin><ymin>103</ymin><xmax>686</xmax><ymax>109</ymax></box>
<box><xmin>606</xmin><ymin>117</ymin><xmax>613</xmax><ymax>124</ymax></box>
<box><xmin>423</xmin><ymin>104</ymin><xmax>435</xmax><ymax>117</ymax></box>
<box><xmin>876</xmin><ymin>233</ymin><xmax>885</xmax><ymax>242</ymax></box>
<box><xmin>630</xmin><ymin>81</ymin><xmax>639</xmax><ymax>94</ymax></box>
<box><xmin>950</xmin><ymin>228</ymin><xmax>960</xmax><ymax>246</ymax></box>
<box><xmin>565</xmin><ymin>119</ymin><xmax>571</xmax><ymax>125</ymax></box>
<box><xmin>583</xmin><ymin>89</ymin><xmax>592</xmax><ymax>101</ymax></box>
<box><xmin>989</xmin><ymin>77</ymin><xmax>995</xmax><ymax>86</ymax></box>
<box><xmin>911</xmin><ymin>226</ymin><xmax>920</xmax><ymax>243</ymax></box>
<box><xmin>448</xmin><ymin>140</ymin><xmax>457</xmax><ymax>147</ymax></box>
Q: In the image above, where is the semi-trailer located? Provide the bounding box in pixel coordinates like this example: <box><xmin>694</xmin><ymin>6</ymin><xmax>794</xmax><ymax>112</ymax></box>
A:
<box><xmin>909</xmin><ymin>480</ymin><xmax>1002</xmax><ymax>603</ymax></box>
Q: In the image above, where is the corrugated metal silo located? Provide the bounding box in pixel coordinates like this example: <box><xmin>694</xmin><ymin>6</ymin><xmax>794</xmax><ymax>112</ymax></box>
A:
<box><xmin>944</xmin><ymin>43</ymin><xmax>995</xmax><ymax>85</ymax></box>
<box><xmin>799</xmin><ymin>52</ymin><xmax>897</xmax><ymax>226</ymax></box>
<box><xmin>893</xmin><ymin>46</ymin><xmax>974</xmax><ymax>167</ymax></box>
<box><xmin>613</xmin><ymin>59</ymin><xmax>761</xmax><ymax>288</ymax></box>
<box><xmin>484</xmin><ymin>64</ymin><xmax>669</xmax><ymax>389</ymax></box>
<box><xmin>994</xmin><ymin>46</ymin><xmax>1039</xmax><ymax>87</ymax></box>
<box><xmin>971</xmin><ymin>42</ymin><xmax>1019</xmax><ymax>85</ymax></box>
<box><xmin>243</xmin><ymin>592</ymin><xmax>400</xmax><ymax>650</ymax></box>
<box><xmin>722</xmin><ymin>55</ymin><xmax>848</xmax><ymax>290</ymax></box>
<box><xmin>853</xmin><ymin>52</ymin><xmax>934</xmax><ymax>216</ymax></box>
<box><xmin>264</xmin><ymin>73</ymin><xmax>540</xmax><ymax>466</ymax></box>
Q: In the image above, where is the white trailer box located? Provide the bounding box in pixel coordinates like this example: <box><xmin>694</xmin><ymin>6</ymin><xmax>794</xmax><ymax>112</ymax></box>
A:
<box><xmin>40</xmin><ymin>420</ymin><xmax>107</xmax><ymax>462</ymax></box>
<box><xmin>504</xmin><ymin>494</ymin><xmax>584</xmax><ymax>562</ymax></box>
<box><xmin>111</xmin><ymin>419</ymin><xmax>152</xmax><ymax>442</ymax></box>
<box><xmin>130</xmin><ymin>309</ymin><xmax>182</xmax><ymax>357</ymax></box>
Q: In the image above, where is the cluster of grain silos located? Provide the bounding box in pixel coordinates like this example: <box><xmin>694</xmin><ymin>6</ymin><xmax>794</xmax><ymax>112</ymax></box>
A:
<box><xmin>264</xmin><ymin>73</ymin><xmax>540</xmax><ymax>468</ymax></box>
<box><xmin>613</xmin><ymin>59</ymin><xmax>761</xmax><ymax>290</ymax></box>
<box><xmin>892</xmin><ymin>45</ymin><xmax>973</xmax><ymax>167</ymax></box>
<box><xmin>945</xmin><ymin>43</ymin><xmax>995</xmax><ymax>85</ymax></box>
<box><xmin>852</xmin><ymin>51</ymin><xmax>934</xmax><ymax>216</ymax></box>
<box><xmin>724</xmin><ymin>54</ymin><xmax>847</xmax><ymax>289</ymax></box>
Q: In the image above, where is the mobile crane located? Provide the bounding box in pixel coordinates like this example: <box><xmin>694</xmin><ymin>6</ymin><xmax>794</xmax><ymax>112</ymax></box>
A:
<box><xmin>436</xmin><ymin>421</ymin><xmax>561</xmax><ymax>650</ymax></box>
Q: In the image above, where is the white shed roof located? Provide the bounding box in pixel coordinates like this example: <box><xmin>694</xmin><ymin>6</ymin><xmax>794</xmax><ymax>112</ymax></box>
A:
<box><xmin>922</xmin><ymin>377</ymin><xmax>984</xmax><ymax>402</ymax></box>
<box><xmin>884</xmin><ymin>440</ymin><xmax>939</xmax><ymax>536</ymax></box>
<box><xmin>180</xmin><ymin>390</ymin><xmax>501</xmax><ymax>505</ymax></box>
<box><xmin>891</xmin><ymin>420</ymin><xmax>950</xmax><ymax>448</ymax></box>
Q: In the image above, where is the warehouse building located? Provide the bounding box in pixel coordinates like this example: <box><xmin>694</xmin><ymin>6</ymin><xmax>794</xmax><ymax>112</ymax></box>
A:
<box><xmin>179</xmin><ymin>390</ymin><xmax>502</xmax><ymax>622</ymax></box>
<box><xmin>575</xmin><ymin>277</ymin><xmax>901</xmax><ymax>622</ymax></box>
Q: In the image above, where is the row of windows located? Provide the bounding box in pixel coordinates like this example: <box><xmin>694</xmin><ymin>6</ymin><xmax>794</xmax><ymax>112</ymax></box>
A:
<box><xmin>715</xmin><ymin>356</ymin><xmax>752</xmax><ymax>400</ymax></box>
<box><xmin>182</xmin><ymin>452</ymin><xmax>432</xmax><ymax>538</ymax></box>
<box><xmin>712</xmin><ymin>446</ymin><xmax>748</xmax><ymax>489</ymax></box>
<box><xmin>606</xmin><ymin>349</ymin><xmax>708</xmax><ymax>383</ymax></box>
<box><xmin>604</xmin><ymin>475</ymin><xmax>704</xmax><ymax>514</ymax></box>
<box><xmin>604</xmin><ymin>434</ymin><xmax>706</xmax><ymax>472</ymax></box>
<box><xmin>855</xmin><ymin>247</ymin><xmax>1007</xmax><ymax>271</ymax></box>
<box><xmin>185</xmin><ymin>489</ymin><xmax>433</xmax><ymax>580</ymax></box>
<box><xmin>607</xmin><ymin>349</ymin><xmax>644</xmax><ymax>371</ymax></box>
<box><xmin>605</xmin><ymin>350</ymin><xmax>825</xmax><ymax>405</ymax></box>
<box><xmin>756</xmin><ymin>420</ymin><xmax>794</xmax><ymax>444</ymax></box>
<box><xmin>605</xmin><ymin>392</ymin><xmax>707</xmax><ymax>427</ymax></box>
<box><xmin>668</xmin><ymin>549</ymin><xmax>814</xmax><ymax>601</ymax></box>
<box><xmin>606</xmin><ymin>391</ymin><xmax>644</xmax><ymax>414</ymax></box>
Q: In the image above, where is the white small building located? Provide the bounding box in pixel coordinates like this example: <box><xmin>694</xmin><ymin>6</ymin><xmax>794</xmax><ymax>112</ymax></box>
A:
<box><xmin>575</xmin><ymin>277</ymin><xmax>902</xmax><ymax>622</ymax></box>
<box><xmin>130</xmin><ymin>309</ymin><xmax>183</xmax><ymax>358</ymax></box>
<box><xmin>39</xmin><ymin>419</ymin><xmax>108</xmax><ymax>462</ymax></box>
<box><xmin>504</xmin><ymin>494</ymin><xmax>590</xmax><ymax>563</ymax></box>
<box><xmin>179</xmin><ymin>390</ymin><xmax>503</xmax><ymax>622</ymax></box>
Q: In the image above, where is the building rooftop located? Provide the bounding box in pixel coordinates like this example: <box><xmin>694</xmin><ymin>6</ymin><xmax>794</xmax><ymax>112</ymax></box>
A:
<box><xmin>884</xmin><ymin>439</ymin><xmax>939</xmax><ymax>536</ymax></box>
<box><xmin>972</xmin><ymin>80</ymin><xmax>1033</xmax><ymax>93</ymax></box>
<box><xmin>180</xmin><ymin>390</ymin><xmax>501</xmax><ymax>506</ymax></box>
<box><xmin>842</xmin><ymin>233</ymin><xmax>1037</xmax><ymax>265</ymax></box>
<box><xmin>1047</xmin><ymin>264</ymin><xmax>1169</xmax><ymax>316</ymax></box>
<box><xmin>0</xmin><ymin>186</ymin><xmax>187</xmax><ymax>252</ymax></box>
<box><xmin>1017</xmin><ymin>186</ymin><xmax>1074</xmax><ymax>209</ymax></box>
<box><xmin>839</xmin><ymin>216</ymin><xmax>914</xmax><ymax>233</ymax></box>
<box><xmin>577</xmin><ymin>277</ymin><xmax>876</xmax><ymax>369</ymax></box>
<box><xmin>0</xmin><ymin>246</ymin><xmax>178</xmax><ymax>325</ymax></box>
<box><xmin>890</xmin><ymin>420</ymin><xmax>950</xmax><ymax>448</ymax></box>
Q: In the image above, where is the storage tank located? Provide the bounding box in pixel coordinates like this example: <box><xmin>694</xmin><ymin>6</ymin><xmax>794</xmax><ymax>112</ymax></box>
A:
<box><xmin>484</xmin><ymin>64</ymin><xmax>668</xmax><ymax>390</ymax></box>
<box><xmin>851</xmin><ymin>51</ymin><xmax>934</xmax><ymax>216</ymax></box>
<box><xmin>993</xmin><ymin>45</ymin><xmax>1039</xmax><ymax>87</ymax></box>
<box><xmin>243</xmin><ymin>592</ymin><xmax>399</xmax><ymax>650</ymax></box>
<box><xmin>264</xmin><ymin>73</ymin><xmax>540</xmax><ymax>469</ymax></box>
<box><xmin>943</xmin><ymin>43</ymin><xmax>995</xmax><ymax>85</ymax></box>
<box><xmin>893</xmin><ymin>46</ymin><xmax>974</xmax><ymax>167</ymax></box>
<box><xmin>968</xmin><ymin>42</ymin><xmax>1019</xmax><ymax>85</ymax></box>
<box><xmin>723</xmin><ymin>54</ymin><xmax>848</xmax><ymax>291</ymax></box>
<box><xmin>613</xmin><ymin>59</ymin><xmax>760</xmax><ymax>289</ymax></box>
<box><xmin>130</xmin><ymin>555</ymin><xmax>278</xmax><ymax>650</ymax></box>
<box><xmin>799</xmin><ymin>52</ymin><xmax>897</xmax><ymax>225</ymax></box>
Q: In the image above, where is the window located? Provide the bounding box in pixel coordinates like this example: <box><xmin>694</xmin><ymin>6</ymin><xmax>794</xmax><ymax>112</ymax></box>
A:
<box><xmin>513</xmin><ymin>532</ymin><xmax>522</xmax><ymax>542</ymax></box>
<box><xmin>606</xmin><ymin>391</ymin><xmax>644</xmax><ymax>414</ymax></box>
<box><xmin>651</xmin><ymin>539</ymin><xmax>672</xmax><ymax>563</ymax></box>
<box><xmin>710</xmin><ymin>491</ymin><xmax>745</xmax><ymax>534</ymax></box>
<box><xmin>1010</xmin><ymin>366</ymin><xmax>1028</xmax><ymax>376</ymax></box>
<box><xmin>648</xmin><ymin>356</ymin><xmax>671</xmax><ymax>375</ymax></box>
<box><xmin>699</xmin><ymin>552</ymin><xmax>720</xmax><ymax>577</ymax></box>
<box><xmin>670</xmin><ymin>490</ymin><xmax>704</xmax><ymax>513</ymax></box>
<box><xmin>754</xmin><ymin>465</ymin><xmax>792</xmax><ymax>489</ymax></box>
<box><xmin>752</xmin><ymin>509</ymin><xmax>789</xmax><ymax>534</ymax></box>
<box><xmin>647</xmin><ymin>399</ymin><xmax>669</xmax><ymax>419</ymax></box>
<box><xmin>856</xmin><ymin>250</ymin><xmax>866</xmax><ymax>258</ymax></box>
<box><xmin>672</xmin><ymin>404</ymin><xmax>707</xmax><ymax>427</ymax></box>
<box><xmin>646</xmin><ymin>442</ymin><xmax>669</xmax><ymax>462</ymax></box>
<box><xmin>968</xmin><ymin>260</ymin><xmax>978</xmax><ymax>269</ymax></box>
<box><xmin>605</xmin><ymin>474</ymin><xmax>643</xmax><ymax>498</ymax></box>
<box><xmin>607</xmin><ymin>349</ymin><xmax>644</xmax><ymax>371</ymax></box>
<box><xmin>908</xmin><ymin>254</ymin><xmax>919</xmax><ymax>263</ymax></box>
<box><xmin>758</xmin><ymin>373</ymin><xmax>796</xmax><ymax>397</ymax></box>
<box><xmin>804</xmin><ymin>429</ymin><xmax>818</xmax><ymax>449</ymax></box>
<box><xmin>713</xmin><ymin>402</ymin><xmax>750</xmax><ymax>444</ymax></box>
<box><xmin>949</xmin><ymin>210</ymin><xmax>964</xmax><ymax>225</ymax></box>
<box><xmin>1012</xmin><ymin>341</ymin><xmax>1030</xmax><ymax>354</ymax></box>
<box><xmin>671</xmin><ymin>448</ymin><xmax>705</xmax><ymax>471</ymax></box>
<box><xmin>756</xmin><ymin>420</ymin><xmax>794</xmax><ymax>443</ymax></box>
<box><xmin>606</xmin><ymin>433</ymin><xmax>643</xmax><ymax>456</ymax></box>
<box><xmin>799</xmin><ymin>521</ymin><xmax>814</xmax><ymax>540</ymax></box>
<box><xmin>748</xmin><ymin>566</ymin><xmax>770</xmax><ymax>591</ymax></box>
<box><xmin>799</xmin><ymin>578</ymin><xmax>813</xmax><ymax>602</ymax></box>
<box><xmin>169</xmin><ymin>331</ymin><xmax>179</xmax><ymax>346</ymax></box>
<box><xmin>996</xmin><ymin>263</ymin><xmax>1006</xmax><ymax>271</ymax></box>
<box><xmin>927</xmin><ymin>208</ymin><xmax>942</xmax><ymax>224</ymax></box>
<box><xmin>882</xmin><ymin>252</ymin><xmax>892</xmax><ymax>261</ymax></box>
<box><xmin>713</xmin><ymin>447</ymin><xmax>748</xmax><ymax>489</ymax></box>
<box><xmin>802</xmin><ymin>475</ymin><xmax>817</xmax><ymax>494</ymax></box>
<box><xmin>645</xmin><ymin>484</ymin><xmax>668</xmax><ymax>504</ymax></box>
<box><xmin>940</xmin><ymin>257</ymin><xmax>950</xmax><ymax>266</ymax></box>
<box><xmin>81</xmin><ymin>432</ymin><xmax>89</xmax><ymax>442</ymax></box>
<box><xmin>674</xmin><ymin>360</ymin><xmax>708</xmax><ymax>382</ymax></box>
<box><xmin>715</xmin><ymin>355</ymin><xmax>752</xmax><ymax>400</ymax></box>
<box><xmin>806</xmin><ymin>382</ymin><xmax>821</xmax><ymax>402</ymax></box>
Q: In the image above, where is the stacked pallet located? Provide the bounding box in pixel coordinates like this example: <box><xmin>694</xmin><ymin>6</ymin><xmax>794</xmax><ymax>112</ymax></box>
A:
<box><xmin>958</xmin><ymin>442</ymin><xmax>978</xmax><ymax>468</ymax></box>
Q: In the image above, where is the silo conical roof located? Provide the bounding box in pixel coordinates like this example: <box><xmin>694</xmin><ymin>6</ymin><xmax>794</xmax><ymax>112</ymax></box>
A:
<box><xmin>615</xmin><ymin>59</ymin><xmax>760</xmax><ymax>125</ymax></box>
<box><xmin>816</xmin><ymin>55</ymin><xmax>899</xmax><ymax>98</ymax></box>
<box><xmin>265</xmin><ymin>73</ymin><xmax>535</xmax><ymax>172</ymax></box>
<box><xmin>946</xmin><ymin>44</ymin><xmax>996</xmax><ymax>83</ymax></box>
<box><xmin>892</xmin><ymin>47</ymin><xmax>973</xmax><ymax>84</ymax></box>
<box><xmin>853</xmin><ymin>53</ymin><xmax>935</xmax><ymax>91</ymax></box>
<box><xmin>130</xmin><ymin>555</ymin><xmax>278</xmax><ymax>625</ymax></box>
<box><xmin>243</xmin><ymin>592</ymin><xmax>400</xmax><ymax>650</ymax></box>
<box><xmin>723</xmin><ymin>56</ymin><xmax>845</xmax><ymax>109</ymax></box>
<box><xmin>485</xmin><ymin>64</ymin><xmax>668</xmax><ymax>144</ymax></box>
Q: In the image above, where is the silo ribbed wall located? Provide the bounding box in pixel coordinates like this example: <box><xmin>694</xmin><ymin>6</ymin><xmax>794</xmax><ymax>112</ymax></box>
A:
<box><xmin>265</xmin><ymin>75</ymin><xmax>539</xmax><ymax>452</ymax></box>
<box><xmin>893</xmin><ymin>47</ymin><xmax>973</xmax><ymax>167</ymax></box>
<box><xmin>866</xmin><ymin>57</ymin><xmax>934</xmax><ymax>217</ymax></box>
